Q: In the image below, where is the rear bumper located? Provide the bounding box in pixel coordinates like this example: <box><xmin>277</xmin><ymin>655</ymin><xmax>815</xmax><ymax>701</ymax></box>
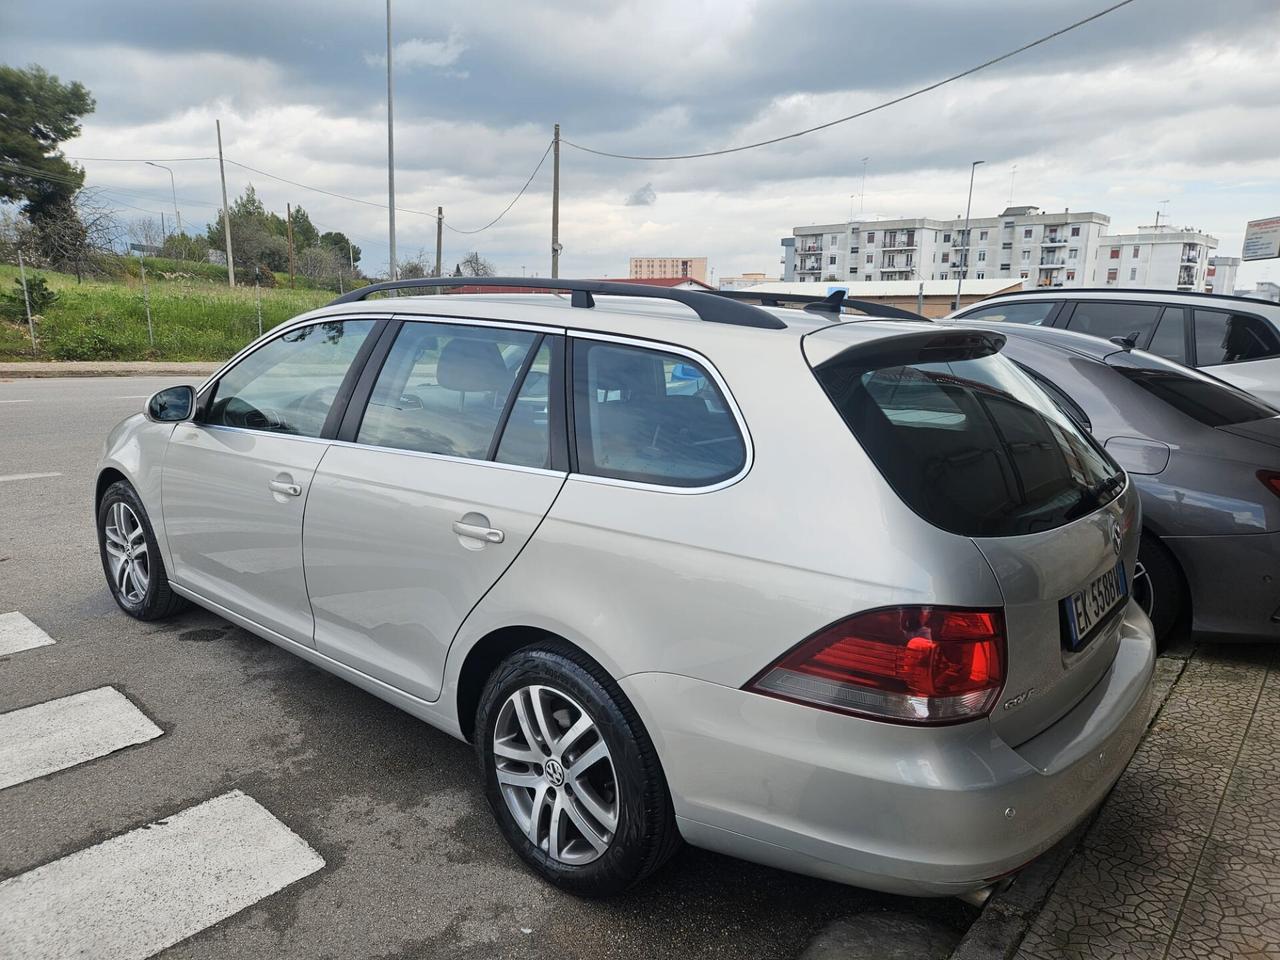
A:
<box><xmin>621</xmin><ymin>604</ymin><xmax>1155</xmax><ymax>896</ymax></box>
<box><xmin>1164</xmin><ymin>531</ymin><xmax>1280</xmax><ymax>642</ymax></box>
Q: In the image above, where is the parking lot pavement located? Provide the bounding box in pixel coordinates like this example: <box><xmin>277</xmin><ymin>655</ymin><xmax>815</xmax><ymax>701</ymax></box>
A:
<box><xmin>1012</xmin><ymin>643</ymin><xmax>1280</xmax><ymax>960</ymax></box>
<box><xmin>0</xmin><ymin>375</ymin><xmax>978</xmax><ymax>958</ymax></box>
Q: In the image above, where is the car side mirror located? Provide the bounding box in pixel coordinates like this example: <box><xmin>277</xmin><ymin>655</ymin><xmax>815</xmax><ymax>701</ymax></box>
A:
<box><xmin>145</xmin><ymin>385</ymin><xmax>196</xmax><ymax>423</ymax></box>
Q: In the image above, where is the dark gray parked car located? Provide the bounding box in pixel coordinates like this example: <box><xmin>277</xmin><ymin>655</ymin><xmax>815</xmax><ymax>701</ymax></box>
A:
<box><xmin>939</xmin><ymin>319</ymin><xmax>1280</xmax><ymax>645</ymax></box>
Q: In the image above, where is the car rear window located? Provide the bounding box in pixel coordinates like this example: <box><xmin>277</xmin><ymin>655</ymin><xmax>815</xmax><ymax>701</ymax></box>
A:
<box><xmin>813</xmin><ymin>333</ymin><xmax>1123</xmax><ymax>537</ymax></box>
<box><xmin>1107</xmin><ymin>351</ymin><xmax>1278</xmax><ymax>427</ymax></box>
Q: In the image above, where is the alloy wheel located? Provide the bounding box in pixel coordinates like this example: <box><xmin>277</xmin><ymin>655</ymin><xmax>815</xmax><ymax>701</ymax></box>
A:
<box><xmin>103</xmin><ymin>501</ymin><xmax>150</xmax><ymax>605</ymax></box>
<box><xmin>492</xmin><ymin>684</ymin><xmax>619</xmax><ymax>865</ymax></box>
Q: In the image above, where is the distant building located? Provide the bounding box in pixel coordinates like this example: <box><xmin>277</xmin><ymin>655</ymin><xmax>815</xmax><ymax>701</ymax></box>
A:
<box><xmin>1097</xmin><ymin>225</ymin><xmax>1218</xmax><ymax>291</ymax></box>
<box><xmin>1234</xmin><ymin>281</ymin><xmax>1280</xmax><ymax>303</ymax></box>
<box><xmin>629</xmin><ymin>257</ymin><xmax>708</xmax><ymax>283</ymax></box>
<box><xmin>718</xmin><ymin>272</ymin><xmax>776</xmax><ymax>291</ymax></box>
<box><xmin>783</xmin><ymin>206</ymin><xmax>1110</xmax><ymax>289</ymax></box>
<box><xmin>743</xmin><ymin>279</ymin><xmax>1022</xmax><ymax>318</ymax></box>
<box><xmin>451</xmin><ymin>276</ymin><xmax>715</xmax><ymax>295</ymax></box>
<box><xmin>1206</xmin><ymin>256</ymin><xmax>1240</xmax><ymax>295</ymax></box>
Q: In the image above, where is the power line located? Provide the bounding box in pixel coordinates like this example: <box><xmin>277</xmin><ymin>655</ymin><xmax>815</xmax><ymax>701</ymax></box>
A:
<box><xmin>562</xmin><ymin>0</ymin><xmax>1140</xmax><ymax>161</ymax></box>
<box><xmin>443</xmin><ymin>140</ymin><xmax>553</xmax><ymax>235</ymax></box>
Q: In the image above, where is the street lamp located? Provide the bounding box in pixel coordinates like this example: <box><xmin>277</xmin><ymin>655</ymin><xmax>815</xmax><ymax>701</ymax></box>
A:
<box><xmin>144</xmin><ymin>162</ymin><xmax>182</xmax><ymax>238</ymax></box>
<box><xmin>859</xmin><ymin>157</ymin><xmax>870</xmax><ymax>214</ymax></box>
<box><xmin>954</xmin><ymin>160</ymin><xmax>984</xmax><ymax>311</ymax></box>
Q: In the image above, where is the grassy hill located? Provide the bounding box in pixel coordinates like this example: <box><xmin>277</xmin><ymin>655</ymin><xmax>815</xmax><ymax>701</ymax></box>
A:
<box><xmin>0</xmin><ymin>260</ymin><xmax>340</xmax><ymax>361</ymax></box>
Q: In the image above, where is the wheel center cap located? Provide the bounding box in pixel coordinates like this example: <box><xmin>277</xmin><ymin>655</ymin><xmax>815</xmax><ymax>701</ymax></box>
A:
<box><xmin>544</xmin><ymin>758</ymin><xmax>565</xmax><ymax>787</ymax></box>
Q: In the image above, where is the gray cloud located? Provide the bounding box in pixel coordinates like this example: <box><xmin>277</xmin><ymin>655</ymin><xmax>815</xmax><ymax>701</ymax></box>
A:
<box><xmin>624</xmin><ymin>182</ymin><xmax>656</xmax><ymax>206</ymax></box>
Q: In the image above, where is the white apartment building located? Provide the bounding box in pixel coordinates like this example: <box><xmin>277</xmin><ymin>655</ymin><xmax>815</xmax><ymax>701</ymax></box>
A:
<box><xmin>783</xmin><ymin>206</ymin><xmax>1111</xmax><ymax>289</ymax></box>
<box><xmin>1206</xmin><ymin>256</ymin><xmax>1240</xmax><ymax>295</ymax></box>
<box><xmin>1095</xmin><ymin>226</ymin><xmax>1218</xmax><ymax>291</ymax></box>
<box><xmin>718</xmin><ymin>272</ymin><xmax>776</xmax><ymax>291</ymax></box>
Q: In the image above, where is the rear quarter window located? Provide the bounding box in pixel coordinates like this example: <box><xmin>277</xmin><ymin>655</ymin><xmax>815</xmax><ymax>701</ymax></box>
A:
<box><xmin>1108</xmin><ymin>351</ymin><xmax>1278</xmax><ymax>426</ymax></box>
<box><xmin>958</xmin><ymin>301</ymin><xmax>1058</xmax><ymax>325</ymax></box>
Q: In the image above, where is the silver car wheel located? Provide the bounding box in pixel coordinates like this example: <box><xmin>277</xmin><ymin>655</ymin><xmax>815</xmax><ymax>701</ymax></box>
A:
<box><xmin>1133</xmin><ymin>560</ymin><xmax>1154</xmax><ymax>618</ymax></box>
<box><xmin>103</xmin><ymin>501</ymin><xmax>150</xmax><ymax>605</ymax></box>
<box><xmin>492</xmin><ymin>683</ymin><xmax>619</xmax><ymax>865</ymax></box>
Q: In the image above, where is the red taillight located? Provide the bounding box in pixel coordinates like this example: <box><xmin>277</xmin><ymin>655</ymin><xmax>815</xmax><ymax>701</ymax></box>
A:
<box><xmin>1260</xmin><ymin>470</ymin><xmax>1280</xmax><ymax>499</ymax></box>
<box><xmin>745</xmin><ymin>607</ymin><xmax>1006</xmax><ymax>724</ymax></box>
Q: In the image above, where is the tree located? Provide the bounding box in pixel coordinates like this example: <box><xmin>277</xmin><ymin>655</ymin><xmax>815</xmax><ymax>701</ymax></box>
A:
<box><xmin>0</xmin><ymin>65</ymin><xmax>95</xmax><ymax>224</ymax></box>
<box><xmin>205</xmin><ymin>185</ymin><xmax>288</xmax><ymax>273</ymax></box>
<box><xmin>127</xmin><ymin>217</ymin><xmax>165</xmax><ymax>252</ymax></box>
<box><xmin>319</xmin><ymin>230</ymin><xmax>360</xmax><ymax>270</ymax></box>
<box><xmin>32</xmin><ymin>188</ymin><xmax>121</xmax><ymax>281</ymax></box>
<box><xmin>287</xmin><ymin>205</ymin><xmax>319</xmax><ymax>250</ymax></box>
<box><xmin>458</xmin><ymin>251</ymin><xmax>496</xmax><ymax>277</ymax></box>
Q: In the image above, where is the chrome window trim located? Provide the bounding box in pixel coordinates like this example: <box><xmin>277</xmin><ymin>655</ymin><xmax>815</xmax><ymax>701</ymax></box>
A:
<box><xmin>392</xmin><ymin>313</ymin><xmax>566</xmax><ymax>337</ymax></box>
<box><xmin>566</xmin><ymin>329</ymin><xmax>754</xmax><ymax>496</ymax></box>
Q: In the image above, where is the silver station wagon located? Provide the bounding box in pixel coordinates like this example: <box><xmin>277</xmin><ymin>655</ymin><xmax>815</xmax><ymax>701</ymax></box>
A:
<box><xmin>96</xmin><ymin>280</ymin><xmax>1155</xmax><ymax>898</ymax></box>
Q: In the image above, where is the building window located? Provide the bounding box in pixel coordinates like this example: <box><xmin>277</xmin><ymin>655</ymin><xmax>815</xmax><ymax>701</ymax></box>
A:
<box><xmin>941</xmin><ymin>252</ymin><xmax>950</xmax><ymax>263</ymax></box>
<box><xmin>1000</xmin><ymin>263</ymin><xmax>1011</xmax><ymax>271</ymax></box>
<box><xmin>864</xmin><ymin>275</ymin><xmax>872</xmax><ymax>281</ymax></box>
<box><xmin>1066</xmin><ymin>270</ymin><xmax>1076</xmax><ymax>281</ymax></box>
<box><xmin>866</xmin><ymin>232</ymin><xmax>875</xmax><ymax>243</ymax></box>
<box><xmin>1004</xmin><ymin>221</ymin><xmax>1014</xmax><ymax>228</ymax></box>
<box><xmin>977</xmin><ymin>250</ymin><xmax>987</xmax><ymax>262</ymax></box>
<box><xmin>1068</xmin><ymin>248</ymin><xmax>1078</xmax><ymax>260</ymax></box>
<box><xmin>943</xmin><ymin>232</ymin><xmax>951</xmax><ymax>243</ymax></box>
<box><xmin>829</xmin><ymin>255</ymin><xmax>837</xmax><ymax>266</ymax></box>
<box><xmin>1110</xmin><ymin>248</ymin><xmax>1121</xmax><ymax>259</ymax></box>
<box><xmin>1020</xmin><ymin>272</ymin><xmax>1029</xmax><ymax>279</ymax></box>
<box><xmin>940</xmin><ymin>272</ymin><xmax>948</xmax><ymax>280</ymax></box>
<box><xmin>1130</xmin><ymin>267</ymin><xmax>1138</xmax><ymax>280</ymax></box>
<box><xmin>830</xmin><ymin>235</ymin><xmax>839</xmax><ymax>245</ymax></box>
<box><xmin>1002</xmin><ymin>242</ymin><xmax>1012</xmax><ymax>250</ymax></box>
<box><xmin>976</xmin><ymin>272</ymin><xmax>985</xmax><ymax>279</ymax></box>
<box><xmin>1071</xmin><ymin>226</ymin><xmax>1080</xmax><ymax>237</ymax></box>
<box><xmin>1021</xmin><ymin>250</ymin><xmax>1031</xmax><ymax>262</ymax></box>
<box><xmin>866</xmin><ymin>254</ymin><xmax>873</xmax><ymax>264</ymax></box>
<box><xmin>1132</xmin><ymin>246</ymin><xmax>1140</xmax><ymax>258</ymax></box>
<box><xmin>1107</xmin><ymin>268</ymin><xmax>1118</xmax><ymax>284</ymax></box>
<box><xmin>979</xmin><ymin>230</ymin><xmax>988</xmax><ymax>240</ymax></box>
<box><xmin>1023</xmin><ymin>228</ymin><xmax>1033</xmax><ymax>239</ymax></box>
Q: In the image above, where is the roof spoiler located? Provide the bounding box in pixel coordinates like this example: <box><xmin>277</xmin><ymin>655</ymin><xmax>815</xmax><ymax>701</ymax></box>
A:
<box><xmin>326</xmin><ymin>277</ymin><xmax>786</xmax><ymax>330</ymax></box>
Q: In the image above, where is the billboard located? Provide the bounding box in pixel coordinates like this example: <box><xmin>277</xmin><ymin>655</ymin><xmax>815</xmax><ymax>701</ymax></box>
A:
<box><xmin>1243</xmin><ymin>216</ymin><xmax>1280</xmax><ymax>261</ymax></box>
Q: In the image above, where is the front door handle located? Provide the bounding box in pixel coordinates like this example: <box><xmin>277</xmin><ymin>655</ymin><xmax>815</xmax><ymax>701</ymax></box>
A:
<box><xmin>452</xmin><ymin>520</ymin><xmax>505</xmax><ymax>544</ymax></box>
<box><xmin>269</xmin><ymin>479</ymin><xmax>302</xmax><ymax>497</ymax></box>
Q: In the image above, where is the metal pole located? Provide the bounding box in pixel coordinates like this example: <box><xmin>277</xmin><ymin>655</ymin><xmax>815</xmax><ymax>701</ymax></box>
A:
<box><xmin>917</xmin><ymin>280</ymin><xmax>925</xmax><ymax>317</ymax></box>
<box><xmin>160</xmin><ymin>211</ymin><xmax>166</xmax><ymax>242</ymax></box>
<box><xmin>954</xmin><ymin>160</ymin><xmax>984</xmax><ymax>310</ymax></box>
<box><xmin>17</xmin><ymin>248</ymin><xmax>35</xmax><ymax>355</ymax></box>
<box><xmin>551</xmin><ymin>124</ymin><xmax>561</xmax><ymax>278</ymax></box>
<box><xmin>385</xmin><ymin>0</ymin><xmax>397</xmax><ymax>280</ymax></box>
<box><xmin>146</xmin><ymin>162</ymin><xmax>182</xmax><ymax>237</ymax></box>
<box><xmin>859</xmin><ymin>157</ymin><xmax>869</xmax><ymax>214</ymax></box>
<box><xmin>140</xmin><ymin>255</ymin><xmax>154</xmax><ymax>347</ymax></box>
<box><xmin>216</xmin><ymin>120</ymin><xmax>235</xmax><ymax>287</ymax></box>
<box><xmin>286</xmin><ymin>202</ymin><xmax>295</xmax><ymax>288</ymax></box>
<box><xmin>435</xmin><ymin>206</ymin><xmax>443</xmax><ymax>279</ymax></box>
<box><xmin>255</xmin><ymin>279</ymin><xmax>262</xmax><ymax>338</ymax></box>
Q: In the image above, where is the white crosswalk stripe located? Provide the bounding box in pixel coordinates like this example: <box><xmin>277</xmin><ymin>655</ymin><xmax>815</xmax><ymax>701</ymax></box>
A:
<box><xmin>0</xmin><ymin>612</ymin><xmax>56</xmax><ymax>656</ymax></box>
<box><xmin>0</xmin><ymin>687</ymin><xmax>162</xmax><ymax>791</ymax></box>
<box><xmin>0</xmin><ymin>790</ymin><xmax>325</xmax><ymax>960</ymax></box>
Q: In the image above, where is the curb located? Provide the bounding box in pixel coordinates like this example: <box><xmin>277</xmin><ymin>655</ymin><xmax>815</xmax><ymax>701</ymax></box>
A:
<box><xmin>0</xmin><ymin>362</ymin><xmax>219</xmax><ymax>379</ymax></box>
<box><xmin>945</xmin><ymin>648</ymin><xmax>1191</xmax><ymax>960</ymax></box>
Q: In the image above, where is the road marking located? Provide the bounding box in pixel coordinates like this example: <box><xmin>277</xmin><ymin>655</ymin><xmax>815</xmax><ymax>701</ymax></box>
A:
<box><xmin>0</xmin><ymin>399</ymin><xmax>34</xmax><ymax>404</ymax></box>
<box><xmin>0</xmin><ymin>790</ymin><xmax>325</xmax><ymax>960</ymax></box>
<box><xmin>0</xmin><ymin>687</ymin><xmax>162</xmax><ymax>791</ymax></box>
<box><xmin>0</xmin><ymin>612</ymin><xmax>56</xmax><ymax>656</ymax></box>
<box><xmin>117</xmin><ymin>395</ymin><xmax>151</xmax><ymax>399</ymax></box>
<box><xmin>0</xmin><ymin>473</ymin><xmax>62</xmax><ymax>483</ymax></box>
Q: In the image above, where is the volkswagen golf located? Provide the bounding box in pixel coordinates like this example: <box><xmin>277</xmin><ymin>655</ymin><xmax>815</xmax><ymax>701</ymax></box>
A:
<box><xmin>95</xmin><ymin>279</ymin><xmax>1156</xmax><ymax>898</ymax></box>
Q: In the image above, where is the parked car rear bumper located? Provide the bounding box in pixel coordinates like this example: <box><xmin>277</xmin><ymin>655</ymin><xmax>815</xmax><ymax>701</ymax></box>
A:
<box><xmin>1165</xmin><ymin>531</ymin><xmax>1280</xmax><ymax>642</ymax></box>
<box><xmin>621</xmin><ymin>604</ymin><xmax>1156</xmax><ymax>896</ymax></box>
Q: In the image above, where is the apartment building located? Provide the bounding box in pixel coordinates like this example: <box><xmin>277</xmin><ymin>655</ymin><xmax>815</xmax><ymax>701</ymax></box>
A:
<box><xmin>783</xmin><ymin>206</ymin><xmax>1110</xmax><ymax>289</ymax></box>
<box><xmin>629</xmin><ymin>256</ymin><xmax>708</xmax><ymax>283</ymax></box>
<box><xmin>1206</xmin><ymin>256</ymin><xmax>1240</xmax><ymax>295</ymax></box>
<box><xmin>1095</xmin><ymin>226</ymin><xmax>1219</xmax><ymax>291</ymax></box>
<box><xmin>718</xmin><ymin>272</ymin><xmax>776</xmax><ymax>291</ymax></box>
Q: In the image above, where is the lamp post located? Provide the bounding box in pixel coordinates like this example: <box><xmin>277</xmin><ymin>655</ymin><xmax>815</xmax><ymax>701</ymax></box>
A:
<box><xmin>859</xmin><ymin>157</ymin><xmax>869</xmax><ymax>214</ymax></box>
<box><xmin>145</xmin><ymin>161</ymin><xmax>182</xmax><ymax>237</ymax></box>
<box><xmin>954</xmin><ymin>160</ymin><xmax>984</xmax><ymax>310</ymax></box>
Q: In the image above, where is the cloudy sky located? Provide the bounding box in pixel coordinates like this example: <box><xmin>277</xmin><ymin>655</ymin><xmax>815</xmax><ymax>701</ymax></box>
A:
<box><xmin>3</xmin><ymin>0</ymin><xmax>1279</xmax><ymax>286</ymax></box>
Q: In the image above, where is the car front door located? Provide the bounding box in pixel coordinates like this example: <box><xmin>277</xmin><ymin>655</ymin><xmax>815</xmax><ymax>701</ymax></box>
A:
<box><xmin>301</xmin><ymin>318</ymin><xmax>567</xmax><ymax>702</ymax></box>
<box><xmin>162</xmin><ymin>316</ymin><xmax>384</xmax><ymax>645</ymax></box>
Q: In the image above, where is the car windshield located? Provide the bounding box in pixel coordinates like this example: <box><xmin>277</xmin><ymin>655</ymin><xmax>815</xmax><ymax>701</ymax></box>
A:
<box><xmin>814</xmin><ymin>338</ymin><xmax>1123</xmax><ymax>537</ymax></box>
<box><xmin>1106</xmin><ymin>350</ymin><xmax>1279</xmax><ymax>427</ymax></box>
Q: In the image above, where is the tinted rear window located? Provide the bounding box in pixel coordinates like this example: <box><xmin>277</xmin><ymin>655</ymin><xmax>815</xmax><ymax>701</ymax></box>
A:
<box><xmin>1108</xmin><ymin>351</ymin><xmax>1278</xmax><ymax>427</ymax></box>
<box><xmin>815</xmin><ymin>339</ymin><xmax>1123</xmax><ymax>537</ymax></box>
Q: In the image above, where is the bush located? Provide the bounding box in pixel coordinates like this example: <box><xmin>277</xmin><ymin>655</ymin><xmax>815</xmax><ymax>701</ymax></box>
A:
<box><xmin>42</xmin><ymin>312</ymin><xmax>138</xmax><ymax>361</ymax></box>
<box><xmin>1</xmin><ymin>274</ymin><xmax>58</xmax><ymax>321</ymax></box>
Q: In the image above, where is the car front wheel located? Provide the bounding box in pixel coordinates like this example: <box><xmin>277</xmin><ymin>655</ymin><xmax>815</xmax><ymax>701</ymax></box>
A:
<box><xmin>475</xmin><ymin>643</ymin><xmax>680</xmax><ymax>896</ymax></box>
<box><xmin>97</xmin><ymin>480</ymin><xmax>188</xmax><ymax>621</ymax></box>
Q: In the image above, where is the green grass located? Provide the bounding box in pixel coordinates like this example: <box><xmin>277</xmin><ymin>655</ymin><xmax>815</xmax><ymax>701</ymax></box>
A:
<box><xmin>0</xmin><ymin>262</ymin><xmax>334</xmax><ymax>361</ymax></box>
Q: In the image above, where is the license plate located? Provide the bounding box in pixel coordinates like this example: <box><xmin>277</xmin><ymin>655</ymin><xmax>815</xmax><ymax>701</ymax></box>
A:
<box><xmin>1062</xmin><ymin>561</ymin><xmax>1128</xmax><ymax>651</ymax></box>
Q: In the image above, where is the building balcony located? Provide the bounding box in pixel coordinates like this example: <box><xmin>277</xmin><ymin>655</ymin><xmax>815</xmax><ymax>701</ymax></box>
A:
<box><xmin>1041</xmin><ymin>236</ymin><xmax>1068</xmax><ymax>246</ymax></box>
<box><xmin>1039</xmin><ymin>260</ymin><xmax>1066</xmax><ymax>268</ymax></box>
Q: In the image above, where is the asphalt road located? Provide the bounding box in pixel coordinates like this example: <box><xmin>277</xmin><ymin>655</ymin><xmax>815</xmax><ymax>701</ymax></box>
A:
<box><xmin>0</xmin><ymin>375</ymin><xmax>975</xmax><ymax>960</ymax></box>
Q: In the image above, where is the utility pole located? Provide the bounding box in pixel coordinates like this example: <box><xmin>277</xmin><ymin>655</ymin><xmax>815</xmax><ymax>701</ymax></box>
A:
<box><xmin>551</xmin><ymin>124</ymin><xmax>561</xmax><ymax>278</ymax></box>
<box><xmin>286</xmin><ymin>203</ymin><xmax>296</xmax><ymax>288</ymax></box>
<box><xmin>160</xmin><ymin>211</ymin><xmax>166</xmax><ymax>241</ymax></box>
<box><xmin>385</xmin><ymin>0</ymin><xmax>397</xmax><ymax>280</ymax></box>
<box><xmin>216</xmin><ymin>120</ymin><xmax>235</xmax><ymax>287</ymax></box>
<box><xmin>17</xmin><ymin>248</ymin><xmax>36</xmax><ymax>355</ymax></box>
<box><xmin>859</xmin><ymin>157</ymin><xmax>870</xmax><ymax>214</ymax></box>
<box><xmin>435</xmin><ymin>206</ymin><xmax>443</xmax><ymax>280</ymax></box>
<box><xmin>954</xmin><ymin>160</ymin><xmax>984</xmax><ymax>311</ymax></box>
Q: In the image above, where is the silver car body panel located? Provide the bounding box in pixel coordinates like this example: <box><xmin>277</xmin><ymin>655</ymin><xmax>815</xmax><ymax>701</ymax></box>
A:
<box><xmin>98</xmin><ymin>293</ymin><xmax>1157</xmax><ymax>895</ymax></box>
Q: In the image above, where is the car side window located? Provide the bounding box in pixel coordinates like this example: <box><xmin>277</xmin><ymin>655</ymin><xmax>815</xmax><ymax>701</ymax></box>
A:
<box><xmin>357</xmin><ymin>321</ymin><xmax>538</xmax><ymax>460</ymax></box>
<box><xmin>1194</xmin><ymin>309</ymin><xmax>1280</xmax><ymax>365</ymax></box>
<box><xmin>958</xmin><ymin>301</ymin><xmax>1057</xmax><ymax>325</ymax></box>
<box><xmin>1146</xmin><ymin>306</ymin><xmax>1188</xmax><ymax>364</ymax></box>
<box><xmin>1065</xmin><ymin>301</ymin><xmax>1161</xmax><ymax>344</ymax></box>
<box><xmin>204</xmin><ymin>319</ymin><xmax>376</xmax><ymax>437</ymax></box>
<box><xmin>572</xmin><ymin>340</ymin><xmax>746</xmax><ymax>487</ymax></box>
<box><xmin>494</xmin><ymin>340</ymin><xmax>554</xmax><ymax>469</ymax></box>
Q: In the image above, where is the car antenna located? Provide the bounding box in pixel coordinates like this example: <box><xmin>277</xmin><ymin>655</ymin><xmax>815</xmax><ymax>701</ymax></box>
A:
<box><xmin>1108</xmin><ymin>335</ymin><xmax>1136</xmax><ymax>351</ymax></box>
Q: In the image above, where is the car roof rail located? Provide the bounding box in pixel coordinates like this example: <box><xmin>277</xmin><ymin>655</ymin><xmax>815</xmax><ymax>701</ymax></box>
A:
<box><xmin>713</xmin><ymin>288</ymin><xmax>930</xmax><ymax>322</ymax></box>
<box><xmin>981</xmin><ymin>286</ymin><xmax>1275</xmax><ymax>309</ymax></box>
<box><xmin>326</xmin><ymin>277</ymin><xmax>786</xmax><ymax>330</ymax></box>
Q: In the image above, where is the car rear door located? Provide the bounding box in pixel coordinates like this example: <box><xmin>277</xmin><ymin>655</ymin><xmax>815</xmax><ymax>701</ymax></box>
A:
<box><xmin>162</xmin><ymin>316</ymin><xmax>385</xmax><ymax>645</ymax></box>
<box><xmin>1190</xmin><ymin>306</ymin><xmax>1280</xmax><ymax>406</ymax></box>
<box><xmin>301</xmin><ymin>317</ymin><xmax>567</xmax><ymax>702</ymax></box>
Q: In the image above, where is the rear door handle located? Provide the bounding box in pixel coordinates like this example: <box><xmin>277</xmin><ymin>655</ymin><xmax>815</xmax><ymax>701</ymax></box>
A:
<box><xmin>452</xmin><ymin>520</ymin><xmax>505</xmax><ymax>544</ymax></box>
<box><xmin>269</xmin><ymin>479</ymin><xmax>302</xmax><ymax>497</ymax></box>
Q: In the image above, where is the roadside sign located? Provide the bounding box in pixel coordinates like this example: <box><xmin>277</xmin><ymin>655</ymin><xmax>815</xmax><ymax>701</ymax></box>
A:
<box><xmin>1243</xmin><ymin>216</ymin><xmax>1280</xmax><ymax>260</ymax></box>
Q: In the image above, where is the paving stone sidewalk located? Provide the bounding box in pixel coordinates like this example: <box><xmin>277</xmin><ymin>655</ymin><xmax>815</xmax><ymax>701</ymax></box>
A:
<box><xmin>1016</xmin><ymin>643</ymin><xmax>1280</xmax><ymax>960</ymax></box>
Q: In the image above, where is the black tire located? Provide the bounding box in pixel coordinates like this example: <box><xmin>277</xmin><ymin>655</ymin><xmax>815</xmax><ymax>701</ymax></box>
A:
<box><xmin>475</xmin><ymin>642</ymin><xmax>681</xmax><ymax>897</ymax></box>
<box><xmin>96</xmin><ymin>480</ymin><xmax>189</xmax><ymax>621</ymax></box>
<box><xmin>1135</xmin><ymin>533</ymin><xmax>1183</xmax><ymax>647</ymax></box>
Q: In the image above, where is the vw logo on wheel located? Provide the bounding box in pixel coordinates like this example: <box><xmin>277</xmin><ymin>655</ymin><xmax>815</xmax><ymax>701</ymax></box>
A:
<box><xmin>544</xmin><ymin>758</ymin><xmax>565</xmax><ymax>787</ymax></box>
<box><xmin>1111</xmin><ymin>520</ymin><xmax>1123</xmax><ymax>556</ymax></box>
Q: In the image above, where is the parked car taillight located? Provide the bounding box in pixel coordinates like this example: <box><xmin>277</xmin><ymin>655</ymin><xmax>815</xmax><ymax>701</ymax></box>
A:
<box><xmin>745</xmin><ymin>607</ymin><xmax>1006</xmax><ymax>724</ymax></box>
<box><xmin>1259</xmin><ymin>470</ymin><xmax>1280</xmax><ymax>499</ymax></box>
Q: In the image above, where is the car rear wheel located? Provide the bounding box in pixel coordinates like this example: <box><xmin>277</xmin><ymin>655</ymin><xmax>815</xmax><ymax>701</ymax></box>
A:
<box><xmin>97</xmin><ymin>480</ymin><xmax>188</xmax><ymax>621</ymax></box>
<box><xmin>1134</xmin><ymin>533</ymin><xmax>1183</xmax><ymax>647</ymax></box>
<box><xmin>475</xmin><ymin>642</ymin><xmax>680</xmax><ymax>896</ymax></box>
